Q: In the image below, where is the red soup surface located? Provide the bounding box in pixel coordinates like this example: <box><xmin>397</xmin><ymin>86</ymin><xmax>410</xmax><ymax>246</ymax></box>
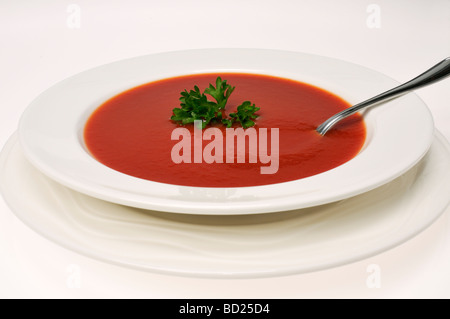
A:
<box><xmin>84</xmin><ymin>73</ymin><xmax>366</xmax><ymax>187</ymax></box>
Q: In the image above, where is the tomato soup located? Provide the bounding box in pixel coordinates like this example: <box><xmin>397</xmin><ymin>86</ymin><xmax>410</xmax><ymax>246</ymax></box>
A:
<box><xmin>84</xmin><ymin>73</ymin><xmax>366</xmax><ymax>187</ymax></box>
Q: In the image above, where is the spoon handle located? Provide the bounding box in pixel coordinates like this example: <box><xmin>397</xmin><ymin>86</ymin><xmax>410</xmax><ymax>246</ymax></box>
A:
<box><xmin>316</xmin><ymin>57</ymin><xmax>450</xmax><ymax>135</ymax></box>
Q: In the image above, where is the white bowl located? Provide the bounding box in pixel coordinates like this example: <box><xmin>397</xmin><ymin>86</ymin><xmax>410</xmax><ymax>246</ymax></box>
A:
<box><xmin>18</xmin><ymin>49</ymin><xmax>434</xmax><ymax>215</ymax></box>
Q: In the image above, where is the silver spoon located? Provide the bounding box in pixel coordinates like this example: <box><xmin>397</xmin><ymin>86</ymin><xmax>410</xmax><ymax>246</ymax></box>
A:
<box><xmin>316</xmin><ymin>57</ymin><xmax>450</xmax><ymax>135</ymax></box>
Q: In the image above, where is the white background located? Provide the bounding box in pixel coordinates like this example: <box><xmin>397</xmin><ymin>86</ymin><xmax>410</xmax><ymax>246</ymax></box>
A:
<box><xmin>1</xmin><ymin>0</ymin><xmax>449</xmax><ymax>298</ymax></box>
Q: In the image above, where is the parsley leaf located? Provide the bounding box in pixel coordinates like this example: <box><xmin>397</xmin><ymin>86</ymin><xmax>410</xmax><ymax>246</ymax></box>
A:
<box><xmin>204</xmin><ymin>77</ymin><xmax>235</xmax><ymax>110</ymax></box>
<box><xmin>171</xmin><ymin>76</ymin><xmax>259</xmax><ymax>129</ymax></box>
<box><xmin>227</xmin><ymin>101</ymin><xmax>260</xmax><ymax>129</ymax></box>
<box><xmin>171</xmin><ymin>86</ymin><xmax>219</xmax><ymax>129</ymax></box>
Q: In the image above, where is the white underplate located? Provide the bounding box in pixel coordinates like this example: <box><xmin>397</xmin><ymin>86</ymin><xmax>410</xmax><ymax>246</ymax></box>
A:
<box><xmin>18</xmin><ymin>49</ymin><xmax>434</xmax><ymax>215</ymax></box>
<box><xmin>1</xmin><ymin>132</ymin><xmax>449</xmax><ymax>278</ymax></box>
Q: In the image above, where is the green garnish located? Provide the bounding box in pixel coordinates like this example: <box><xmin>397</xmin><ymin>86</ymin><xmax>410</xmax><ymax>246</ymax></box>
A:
<box><xmin>226</xmin><ymin>101</ymin><xmax>260</xmax><ymax>129</ymax></box>
<box><xmin>204</xmin><ymin>77</ymin><xmax>235</xmax><ymax>110</ymax></box>
<box><xmin>171</xmin><ymin>77</ymin><xmax>259</xmax><ymax>129</ymax></box>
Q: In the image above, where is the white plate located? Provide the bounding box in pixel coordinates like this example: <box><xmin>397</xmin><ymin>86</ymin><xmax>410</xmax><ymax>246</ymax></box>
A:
<box><xmin>1</xmin><ymin>132</ymin><xmax>449</xmax><ymax>278</ymax></box>
<box><xmin>18</xmin><ymin>49</ymin><xmax>434</xmax><ymax>215</ymax></box>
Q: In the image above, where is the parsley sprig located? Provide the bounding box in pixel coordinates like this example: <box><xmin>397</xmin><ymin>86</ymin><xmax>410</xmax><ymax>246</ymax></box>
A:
<box><xmin>171</xmin><ymin>77</ymin><xmax>260</xmax><ymax>129</ymax></box>
<box><xmin>224</xmin><ymin>101</ymin><xmax>260</xmax><ymax>129</ymax></box>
